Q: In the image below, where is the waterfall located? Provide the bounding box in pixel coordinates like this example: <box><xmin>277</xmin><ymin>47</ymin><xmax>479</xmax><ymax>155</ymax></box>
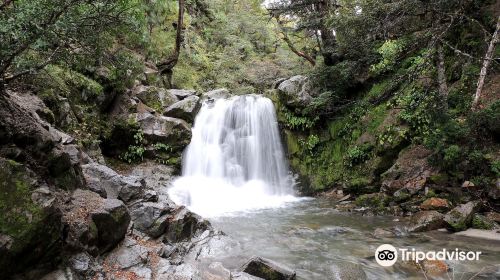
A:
<box><xmin>168</xmin><ymin>95</ymin><xmax>298</xmax><ymax>217</ymax></box>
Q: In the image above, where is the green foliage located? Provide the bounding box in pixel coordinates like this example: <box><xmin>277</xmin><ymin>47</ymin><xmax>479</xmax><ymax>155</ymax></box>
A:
<box><xmin>120</xmin><ymin>130</ymin><xmax>145</xmax><ymax>164</ymax></box>
<box><xmin>370</xmin><ymin>39</ymin><xmax>406</xmax><ymax>75</ymax></box>
<box><xmin>298</xmin><ymin>134</ymin><xmax>320</xmax><ymax>153</ymax></box>
<box><xmin>282</xmin><ymin>109</ymin><xmax>318</xmax><ymax>131</ymax></box>
<box><xmin>345</xmin><ymin>144</ymin><xmax>373</xmax><ymax>167</ymax></box>
<box><xmin>443</xmin><ymin>145</ymin><xmax>461</xmax><ymax>168</ymax></box>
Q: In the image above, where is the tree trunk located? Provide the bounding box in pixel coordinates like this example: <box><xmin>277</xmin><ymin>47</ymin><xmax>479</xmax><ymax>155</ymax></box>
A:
<box><xmin>281</xmin><ymin>31</ymin><xmax>316</xmax><ymax>66</ymax></box>
<box><xmin>157</xmin><ymin>0</ymin><xmax>185</xmax><ymax>88</ymax></box>
<box><xmin>472</xmin><ymin>16</ymin><xmax>500</xmax><ymax>111</ymax></box>
<box><xmin>436</xmin><ymin>42</ymin><xmax>448</xmax><ymax>108</ymax></box>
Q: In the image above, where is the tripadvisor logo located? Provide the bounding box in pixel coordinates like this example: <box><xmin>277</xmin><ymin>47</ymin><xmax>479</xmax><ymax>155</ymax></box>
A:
<box><xmin>374</xmin><ymin>244</ymin><xmax>482</xmax><ymax>267</ymax></box>
<box><xmin>375</xmin><ymin>244</ymin><xmax>398</xmax><ymax>267</ymax></box>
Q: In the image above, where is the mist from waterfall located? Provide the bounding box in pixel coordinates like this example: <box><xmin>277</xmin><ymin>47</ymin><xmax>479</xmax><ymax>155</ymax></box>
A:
<box><xmin>168</xmin><ymin>95</ymin><xmax>299</xmax><ymax>217</ymax></box>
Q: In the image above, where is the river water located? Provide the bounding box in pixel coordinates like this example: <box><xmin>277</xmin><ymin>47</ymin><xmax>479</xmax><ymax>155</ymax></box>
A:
<box><xmin>207</xmin><ymin>198</ymin><xmax>500</xmax><ymax>279</ymax></box>
<box><xmin>168</xmin><ymin>94</ymin><xmax>500</xmax><ymax>279</ymax></box>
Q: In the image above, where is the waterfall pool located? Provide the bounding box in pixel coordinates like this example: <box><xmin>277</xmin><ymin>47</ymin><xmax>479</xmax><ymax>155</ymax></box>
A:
<box><xmin>200</xmin><ymin>198</ymin><xmax>500</xmax><ymax>279</ymax></box>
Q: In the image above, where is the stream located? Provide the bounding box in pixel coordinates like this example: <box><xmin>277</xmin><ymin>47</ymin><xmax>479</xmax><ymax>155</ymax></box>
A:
<box><xmin>207</xmin><ymin>198</ymin><xmax>500</xmax><ymax>279</ymax></box>
<box><xmin>168</xmin><ymin>95</ymin><xmax>500</xmax><ymax>279</ymax></box>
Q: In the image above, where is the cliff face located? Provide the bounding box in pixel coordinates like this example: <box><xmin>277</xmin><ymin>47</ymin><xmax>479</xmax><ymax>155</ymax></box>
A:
<box><xmin>269</xmin><ymin>69</ymin><xmax>499</xmax><ymax>229</ymax></box>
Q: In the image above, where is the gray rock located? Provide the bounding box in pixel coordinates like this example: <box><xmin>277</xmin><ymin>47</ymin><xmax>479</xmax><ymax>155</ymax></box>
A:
<box><xmin>82</xmin><ymin>162</ymin><xmax>144</xmax><ymax>202</ymax></box>
<box><xmin>134</xmin><ymin>112</ymin><xmax>191</xmax><ymax>148</ymax></box>
<box><xmin>164</xmin><ymin>207</ymin><xmax>209</xmax><ymax>243</ymax></box>
<box><xmin>69</xmin><ymin>252</ymin><xmax>92</xmax><ymax>274</ymax></box>
<box><xmin>202</xmin><ymin>88</ymin><xmax>230</xmax><ymax>100</ymax></box>
<box><xmin>330</xmin><ymin>262</ymin><xmax>367</xmax><ymax>280</ymax></box>
<box><xmin>168</xmin><ymin>89</ymin><xmax>197</xmax><ymax>100</ymax></box>
<box><xmin>106</xmin><ymin>238</ymin><xmax>149</xmax><ymax>269</ymax></box>
<box><xmin>232</xmin><ymin>272</ymin><xmax>265</xmax><ymax>280</ymax></box>
<box><xmin>91</xmin><ymin>198</ymin><xmax>131</xmax><ymax>253</ymax></box>
<box><xmin>130</xmin><ymin>202</ymin><xmax>172</xmax><ymax>238</ymax></box>
<box><xmin>409</xmin><ymin>211</ymin><xmax>445</xmax><ymax>232</ymax></box>
<box><xmin>444</xmin><ymin>201</ymin><xmax>482</xmax><ymax>232</ymax></box>
<box><xmin>134</xmin><ymin>85</ymin><xmax>179</xmax><ymax>110</ymax></box>
<box><xmin>164</xmin><ymin>95</ymin><xmax>201</xmax><ymax>122</ymax></box>
<box><xmin>277</xmin><ymin>75</ymin><xmax>316</xmax><ymax>109</ymax></box>
<box><xmin>241</xmin><ymin>256</ymin><xmax>296</xmax><ymax>280</ymax></box>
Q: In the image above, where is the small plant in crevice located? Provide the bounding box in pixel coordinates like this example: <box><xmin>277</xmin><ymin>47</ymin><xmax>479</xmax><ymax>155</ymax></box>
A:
<box><xmin>120</xmin><ymin>130</ymin><xmax>145</xmax><ymax>164</ymax></box>
<box><xmin>345</xmin><ymin>144</ymin><xmax>373</xmax><ymax>167</ymax></box>
<box><xmin>298</xmin><ymin>134</ymin><xmax>320</xmax><ymax>154</ymax></box>
<box><xmin>281</xmin><ymin>107</ymin><xmax>318</xmax><ymax>131</ymax></box>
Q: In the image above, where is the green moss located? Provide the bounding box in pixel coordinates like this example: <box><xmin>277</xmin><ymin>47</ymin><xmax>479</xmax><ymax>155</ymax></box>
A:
<box><xmin>0</xmin><ymin>159</ymin><xmax>43</xmax><ymax>251</ymax></box>
<box><xmin>355</xmin><ymin>193</ymin><xmax>388</xmax><ymax>210</ymax></box>
<box><xmin>471</xmin><ymin>214</ymin><xmax>494</xmax><ymax>230</ymax></box>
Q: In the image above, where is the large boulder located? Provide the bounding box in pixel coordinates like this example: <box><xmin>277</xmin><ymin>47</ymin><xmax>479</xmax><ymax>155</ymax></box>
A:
<box><xmin>164</xmin><ymin>95</ymin><xmax>201</xmax><ymax>122</ymax></box>
<box><xmin>241</xmin><ymin>256</ymin><xmax>296</xmax><ymax>280</ymax></box>
<box><xmin>381</xmin><ymin>146</ymin><xmax>436</xmax><ymax>196</ymax></box>
<box><xmin>92</xmin><ymin>198</ymin><xmax>131</xmax><ymax>252</ymax></box>
<box><xmin>133</xmin><ymin>85</ymin><xmax>179</xmax><ymax>111</ymax></box>
<box><xmin>0</xmin><ymin>159</ymin><xmax>63</xmax><ymax>278</ymax></box>
<box><xmin>444</xmin><ymin>201</ymin><xmax>481</xmax><ymax>232</ymax></box>
<box><xmin>420</xmin><ymin>197</ymin><xmax>451</xmax><ymax>211</ymax></box>
<box><xmin>130</xmin><ymin>202</ymin><xmax>172</xmax><ymax>238</ymax></box>
<box><xmin>134</xmin><ymin>112</ymin><xmax>192</xmax><ymax>149</ymax></box>
<box><xmin>409</xmin><ymin>210</ymin><xmax>445</xmax><ymax>232</ymax></box>
<box><xmin>164</xmin><ymin>207</ymin><xmax>209</xmax><ymax>243</ymax></box>
<box><xmin>201</xmin><ymin>88</ymin><xmax>230</xmax><ymax>101</ymax></box>
<box><xmin>82</xmin><ymin>162</ymin><xmax>144</xmax><ymax>202</ymax></box>
<box><xmin>64</xmin><ymin>190</ymin><xmax>131</xmax><ymax>254</ymax></box>
<box><xmin>277</xmin><ymin>75</ymin><xmax>316</xmax><ymax>109</ymax></box>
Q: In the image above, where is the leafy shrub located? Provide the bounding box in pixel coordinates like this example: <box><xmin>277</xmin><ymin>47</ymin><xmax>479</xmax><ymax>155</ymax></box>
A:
<box><xmin>345</xmin><ymin>144</ymin><xmax>373</xmax><ymax>167</ymax></box>
<box><xmin>120</xmin><ymin>130</ymin><xmax>145</xmax><ymax>164</ymax></box>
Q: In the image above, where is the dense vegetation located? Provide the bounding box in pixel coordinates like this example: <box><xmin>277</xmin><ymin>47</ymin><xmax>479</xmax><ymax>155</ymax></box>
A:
<box><xmin>1</xmin><ymin>1</ymin><xmax>499</xmax><ymax>206</ymax></box>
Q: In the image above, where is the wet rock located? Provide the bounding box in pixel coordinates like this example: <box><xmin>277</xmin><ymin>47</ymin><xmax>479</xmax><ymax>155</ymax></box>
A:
<box><xmin>420</xmin><ymin>197</ymin><xmax>451</xmax><ymax>211</ymax></box>
<box><xmin>202</xmin><ymin>88</ymin><xmax>230</xmax><ymax>100</ymax></box>
<box><xmin>82</xmin><ymin>162</ymin><xmax>144</xmax><ymax>202</ymax></box>
<box><xmin>91</xmin><ymin>198</ymin><xmax>131</xmax><ymax>253</ymax></box>
<box><xmin>443</xmin><ymin>201</ymin><xmax>481</xmax><ymax>232</ymax></box>
<box><xmin>130</xmin><ymin>202</ymin><xmax>172</xmax><ymax>238</ymax></box>
<box><xmin>373</xmin><ymin>228</ymin><xmax>395</xmax><ymax>238</ymax></box>
<box><xmin>164</xmin><ymin>95</ymin><xmax>201</xmax><ymax>122</ymax></box>
<box><xmin>330</xmin><ymin>262</ymin><xmax>367</xmax><ymax>280</ymax></box>
<box><xmin>485</xmin><ymin>211</ymin><xmax>500</xmax><ymax>223</ymax></box>
<box><xmin>134</xmin><ymin>85</ymin><xmax>179</xmax><ymax>110</ymax></box>
<box><xmin>409</xmin><ymin>211</ymin><xmax>445</xmax><ymax>232</ymax></box>
<box><xmin>454</xmin><ymin>229</ymin><xmax>500</xmax><ymax>241</ymax></box>
<box><xmin>164</xmin><ymin>207</ymin><xmax>209</xmax><ymax>243</ymax></box>
<box><xmin>420</xmin><ymin>259</ymin><xmax>449</xmax><ymax>276</ymax></box>
<box><xmin>106</xmin><ymin>238</ymin><xmax>149</xmax><ymax>269</ymax></box>
<box><xmin>129</xmin><ymin>161</ymin><xmax>175</xmax><ymax>191</ymax></box>
<box><xmin>277</xmin><ymin>75</ymin><xmax>316</xmax><ymax>109</ymax></box>
<box><xmin>232</xmin><ymin>272</ymin><xmax>265</xmax><ymax>280</ymax></box>
<box><xmin>241</xmin><ymin>256</ymin><xmax>296</xmax><ymax>280</ymax></box>
<box><xmin>134</xmin><ymin>112</ymin><xmax>191</xmax><ymax>149</ymax></box>
<box><xmin>168</xmin><ymin>89</ymin><xmax>197</xmax><ymax>100</ymax></box>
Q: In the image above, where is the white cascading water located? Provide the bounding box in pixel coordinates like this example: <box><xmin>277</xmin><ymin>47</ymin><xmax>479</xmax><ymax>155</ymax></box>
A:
<box><xmin>168</xmin><ymin>95</ymin><xmax>299</xmax><ymax>217</ymax></box>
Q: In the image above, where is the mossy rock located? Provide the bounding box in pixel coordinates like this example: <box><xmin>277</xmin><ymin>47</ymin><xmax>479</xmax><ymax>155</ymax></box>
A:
<box><xmin>471</xmin><ymin>214</ymin><xmax>495</xmax><ymax>230</ymax></box>
<box><xmin>0</xmin><ymin>158</ymin><xmax>62</xmax><ymax>277</ymax></box>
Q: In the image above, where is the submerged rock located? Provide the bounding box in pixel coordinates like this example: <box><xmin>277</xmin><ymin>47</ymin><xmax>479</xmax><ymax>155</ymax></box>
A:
<box><xmin>443</xmin><ymin>201</ymin><xmax>481</xmax><ymax>232</ymax></box>
<box><xmin>241</xmin><ymin>256</ymin><xmax>296</xmax><ymax>280</ymax></box>
<box><xmin>330</xmin><ymin>262</ymin><xmax>367</xmax><ymax>280</ymax></box>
